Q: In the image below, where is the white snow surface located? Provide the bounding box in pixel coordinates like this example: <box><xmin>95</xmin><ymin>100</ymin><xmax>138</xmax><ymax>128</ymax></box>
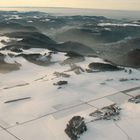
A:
<box><xmin>0</xmin><ymin>36</ymin><xmax>23</xmax><ymax>49</ymax></box>
<box><xmin>8</xmin><ymin>15</ymin><xmax>22</xmax><ymax>20</ymax></box>
<box><xmin>0</xmin><ymin>48</ymin><xmax>140</xmax><ymax>140</ymax></box>
<box><xmin>0</xmin><ymin>36</ymin><xmax>10</xmax><ymax>48</ymax></box>
<box><xmin>98</xmin><ymin>23</ymin><xmax>140</xmax><ymax>27</ymax></box>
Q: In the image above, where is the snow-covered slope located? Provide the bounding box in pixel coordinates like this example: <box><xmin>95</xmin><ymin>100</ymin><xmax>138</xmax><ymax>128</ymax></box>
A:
<box><xmin>0</xmin><ymin>47</ymin><xmax>140</xmax><ymax>140</ymax></box>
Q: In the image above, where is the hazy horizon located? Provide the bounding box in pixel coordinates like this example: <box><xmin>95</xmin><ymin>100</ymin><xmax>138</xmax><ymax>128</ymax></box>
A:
<box><xmin>0</xmin><ymin>6</ymin><xmax>140</xmax><ymax>12</ymax></box>
<box><xmin>0</xmin><ymin>0</ymin><xmax>140</xmax><ymax>11</ymax></box>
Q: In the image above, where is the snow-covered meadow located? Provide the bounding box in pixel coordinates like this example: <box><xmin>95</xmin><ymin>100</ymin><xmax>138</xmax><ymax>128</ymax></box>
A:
<box><xmin>0</xmin><ymin>41</ymin><xmax>140</xmax><ymax>140</ymax></box>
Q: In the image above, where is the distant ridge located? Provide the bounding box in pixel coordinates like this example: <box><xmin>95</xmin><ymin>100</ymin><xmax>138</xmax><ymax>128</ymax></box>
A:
<box><xmin>0</xmin><ymin>7</ymin><xmax>140</xmax><ymax>19</ymax></box>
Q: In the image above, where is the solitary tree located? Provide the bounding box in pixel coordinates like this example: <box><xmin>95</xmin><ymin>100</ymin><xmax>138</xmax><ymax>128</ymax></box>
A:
<box><xmin>65</xmin><ymin>116</ymin><xmax>87</xmax><ymax>140</ymax></box>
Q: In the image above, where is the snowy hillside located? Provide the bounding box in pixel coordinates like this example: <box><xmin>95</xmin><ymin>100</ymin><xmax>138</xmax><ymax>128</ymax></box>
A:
<box><xmin>0</xmin><ymin>46</ymin><xmax>140</xmax><ymax>140</ymax></box>
<box><xmin>0</xmin><ymin>10</ymin><xmax>140</xmax><ymax>140</ymax></box>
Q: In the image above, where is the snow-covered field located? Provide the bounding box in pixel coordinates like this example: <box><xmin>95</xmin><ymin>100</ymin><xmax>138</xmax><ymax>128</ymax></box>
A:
<box><xmin>0</xmin><ymin>46</ymin><xmax>140</xmax><ymax>140</ymax></box>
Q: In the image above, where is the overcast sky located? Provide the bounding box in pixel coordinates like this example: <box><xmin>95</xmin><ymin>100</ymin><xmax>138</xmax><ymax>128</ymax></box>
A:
<box><xmin>0</xmin><ymin>0</ymin><xmax>140</xmax><ymax>11</ymax></box>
